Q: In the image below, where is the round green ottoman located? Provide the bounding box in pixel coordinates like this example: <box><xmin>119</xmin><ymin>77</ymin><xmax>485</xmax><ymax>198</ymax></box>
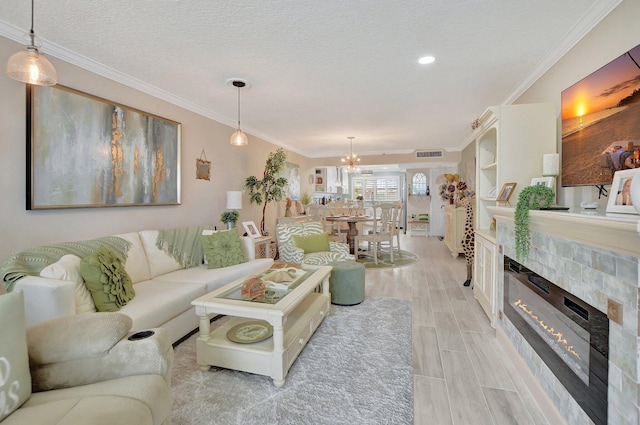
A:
<box><xmin>328</xmin><ymin>261</ymin><xmax>365</xmax><ymax>306</ymax></box>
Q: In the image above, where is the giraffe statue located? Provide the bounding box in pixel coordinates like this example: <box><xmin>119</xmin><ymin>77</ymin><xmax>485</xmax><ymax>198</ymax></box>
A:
<box><xmin>459</xmin><ymin>196</ymin><xmax>475</xmax><ymax>287</ymax></box>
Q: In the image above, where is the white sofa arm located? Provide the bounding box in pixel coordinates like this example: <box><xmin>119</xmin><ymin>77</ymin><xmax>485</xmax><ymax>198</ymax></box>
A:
<box><xmin>14</xmin><ymin>276</ymin><xmax>75</xmax><ymax>327</ymax></box>
<box><xmin>240</xmin><ymin>236</ymin><xmax>256</xmax><ymax>260</ymax></box>
<box><xmin>28</xmin><ymin>313</ymin><xmax>173</xmax><ymax>391</ymax></box>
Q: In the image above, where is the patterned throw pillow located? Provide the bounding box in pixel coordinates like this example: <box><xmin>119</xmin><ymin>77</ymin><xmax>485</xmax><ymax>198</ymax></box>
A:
<box><xmin>80</xmin><ymin>247</ymin><xmax>135</xmax><ymax>312</ymax></box>
<box><xmin>200</xmin><ymin>229</ymin><xmax>247</xmax><ymax>269</ymax></box>
<box><xmin>0</xmin><ymin>291</ymin><xmax>31</xmax><ymax>421</ymax></box>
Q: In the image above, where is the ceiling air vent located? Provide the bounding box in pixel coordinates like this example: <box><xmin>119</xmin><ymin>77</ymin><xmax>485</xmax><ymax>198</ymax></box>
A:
<box><xmin>415</xmin><ymin>150</ymin><xmax>443</xmax><ymax>158</ymax></box>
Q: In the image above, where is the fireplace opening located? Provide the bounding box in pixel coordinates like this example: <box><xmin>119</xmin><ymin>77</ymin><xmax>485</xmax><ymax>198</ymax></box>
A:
<box><xmin>504</xmin><ymin>256</ymin><xmax>608</xmax><ymax>425</ymax></box>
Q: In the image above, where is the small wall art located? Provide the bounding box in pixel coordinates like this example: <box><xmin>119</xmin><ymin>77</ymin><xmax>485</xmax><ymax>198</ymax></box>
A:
<box><xmin>196</xmin><ymin>150</ymin><xmax>211</xmax><ymax>180</ymax></box>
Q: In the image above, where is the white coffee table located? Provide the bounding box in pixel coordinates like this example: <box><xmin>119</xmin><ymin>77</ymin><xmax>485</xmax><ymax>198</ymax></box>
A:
<box><xmin>191</xmin><ymin>264</ymin><xmax>332</xmax><ymax>387</ymax></box>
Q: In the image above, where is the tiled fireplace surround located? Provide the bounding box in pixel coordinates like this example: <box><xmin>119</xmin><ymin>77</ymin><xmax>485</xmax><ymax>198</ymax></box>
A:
<box><xmin>492</xmin><ymin>208</ymin><xmax>640</xmax><ymax>425</ymax></box>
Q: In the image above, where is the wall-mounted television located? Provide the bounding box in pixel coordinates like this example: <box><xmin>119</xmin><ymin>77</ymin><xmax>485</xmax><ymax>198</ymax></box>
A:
<box><xmin>561</xmin><ymin>43</ymin><xmax>640</xmax><ymax>187</ymax></box>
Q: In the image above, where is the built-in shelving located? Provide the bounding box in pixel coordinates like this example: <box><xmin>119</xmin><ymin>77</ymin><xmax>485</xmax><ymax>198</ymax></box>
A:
<box><xmin>473</xmin><ymin>103</ymin><xmax>556</xmax><ymax>233</ymax></box>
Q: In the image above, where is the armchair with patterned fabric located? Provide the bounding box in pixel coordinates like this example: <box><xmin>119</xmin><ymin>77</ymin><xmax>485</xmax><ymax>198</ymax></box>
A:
<box><xmin>276</xmin><ymin>221</ymin><xmax>354</xmax><ymax>265</ymax></box>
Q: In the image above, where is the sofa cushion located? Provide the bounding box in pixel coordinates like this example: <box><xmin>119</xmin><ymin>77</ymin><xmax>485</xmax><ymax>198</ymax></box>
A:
<box><xmin>154</xmin><ymin>258</ymin><xmax>273</xmax><ymax>292</ymax></box>
<box><xmin>200</xmin><ymin>229</ymin><xmax>247</xmax><ymax>269</ymax></box>
<box><xmin>40</xmin><ymin>254</ymin><xmax>96</xmax><ymax>314</ymax></box>
<box><xmin>119</xmin><ymin>280</ymin><xmax>207</xmax><ymax>332</ymax></box>
<box><xmin>80</xmin><ymin>247</ymin><xmax>135</xmax><ymax>312</ymax></box>
<box><xmin>27</xmin><ymin>313</ymin><xmax>132</xmax><ymax>366</ymax></box>
<box><xmin>0</xmin><ymin>291</ymin><xmax>31</xmax><ymax>421</ymax></box>
<box><xmin>292</xmin><ymin>232</ymin><xmax>330</xmax><ymax>253</ymax></box>
<box><xmin>114</xmin><ymin>232</ymin><xmax>151</xmax><ymax>284</ymax></box>
<box><xmin>138</xmin><ymin>230</ymin><xmax>183</xmax><ymax>278</ymax></box>
<box><xmin>7</xmin><ymin>374</ymin><xmax>171</xmax><ymax>425</ymax></box>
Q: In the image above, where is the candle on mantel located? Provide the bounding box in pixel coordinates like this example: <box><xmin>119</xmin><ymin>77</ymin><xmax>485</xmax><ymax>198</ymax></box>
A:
<box><xmin>543</xmin><ymin>153</ymin><xmax>559</xmax><ymax>177</ymax></box>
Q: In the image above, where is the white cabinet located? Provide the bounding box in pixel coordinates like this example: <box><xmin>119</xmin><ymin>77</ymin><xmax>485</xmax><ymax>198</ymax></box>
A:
<box><xmin>473</xmin><ymin>232</ymin><xmax>497</xmax><ymax>326</ymax></box>
<box><xmin>474</xmin><ymin>103</ymin><xmax>556</xmax><ymax>234</ymax></box>
<box><xmin>314</xmin><ymin>167</ymin><xmax>347</xmax><ymax>194</ymax></box>
<box><xmin>443</xmin><ymin>205</ymin><xmax>465</xmax><ymax>257</ymax></box>
<box><xmin>314</xmin><ymin>168</ymin><xmax>326</xmax><ymax>192</ymax></box>
<box><xmin>472</xmin><ymin>103</ymin><xmax>555</xmax><ymax>327</ymax></box>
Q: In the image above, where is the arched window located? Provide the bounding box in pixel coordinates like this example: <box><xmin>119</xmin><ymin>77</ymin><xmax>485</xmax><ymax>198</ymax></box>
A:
<box><xmin>412</xmin><ymin>173</ymin><xmax>427</xmax><ymax>195</ymax></box>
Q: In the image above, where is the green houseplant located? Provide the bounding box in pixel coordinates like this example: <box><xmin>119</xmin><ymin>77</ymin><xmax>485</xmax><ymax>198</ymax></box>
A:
<box><xmin>514</xmin><ymin>185</ymin><xmax>555</xmax><ymax>260</ymax></box>
<box><xmin>300</xmin><ymin>191</ymin><xmax>313</xmax><ymax>214</ymax></box>
<box><xmin>220</xmin><ymin>210</ymin><xmax>240</xmax><ymax>229</ymax></box>
<box><xmin>244</xmin><ymin>148</ymin><xmax>288</xmax><ymax>234</ymax></box>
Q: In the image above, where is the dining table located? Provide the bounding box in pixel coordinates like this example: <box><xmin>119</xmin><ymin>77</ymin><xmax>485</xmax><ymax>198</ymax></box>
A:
<box><xmin>324</xmin><ymin>215</ymin><xmax>373</xmax><ymax>255</ymax></box>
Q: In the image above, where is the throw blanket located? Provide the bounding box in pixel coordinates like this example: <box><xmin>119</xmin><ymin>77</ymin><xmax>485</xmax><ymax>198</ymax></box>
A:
<box><xmin>0</xmin><ymin>236</ymin><xmax>130</xmax><ymax>292</ymax></box>
<box><xmin>156</xmin><ymin>226</ymin><xmax>213</xmax><ymax>269</ymax></box>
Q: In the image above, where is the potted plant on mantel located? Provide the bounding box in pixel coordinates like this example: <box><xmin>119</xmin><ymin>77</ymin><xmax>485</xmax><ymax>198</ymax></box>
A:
<box><xmin>514</xmin><ymin>185</ymin><xmax>555</xmax><ymax>261</ymax></box>
<box><xmin>244</xmin><ymin>148</ymin><xmax>288</xmax><ymax>235</ymax></box>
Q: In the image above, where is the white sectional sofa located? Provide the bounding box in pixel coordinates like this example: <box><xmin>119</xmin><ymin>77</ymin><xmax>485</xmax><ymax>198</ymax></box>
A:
<box><xmin>11</xmin><ymin>229</ymin><xmax>273</xmax><ymax>344</ymax></box>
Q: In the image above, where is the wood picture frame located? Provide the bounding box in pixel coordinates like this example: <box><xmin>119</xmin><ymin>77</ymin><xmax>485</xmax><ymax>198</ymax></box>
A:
<box><xmin>27</xmin><ymin>84</ymin><xmax>181</xmax><ymax>209</ymax></box>
<box><xmin>606</xmin><ymin>169</ymin><xmax>639</xmax><ymax>214</ymax></box>
<box><xmin>242</xmin><ymin>221</ymin><xmax>262</xmax><ymax>238</ymax></box>
<box><xmin>497</xmin><ymin>182</ymin><xmax>517</xmax><ymax>203</ymax></box>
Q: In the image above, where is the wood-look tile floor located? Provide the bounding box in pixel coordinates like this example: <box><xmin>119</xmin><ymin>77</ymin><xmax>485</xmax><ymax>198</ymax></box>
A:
<box><xmin>362</xmin><ymin>233</ymin><xmax>552</xmax><ymax>425</ymax></box>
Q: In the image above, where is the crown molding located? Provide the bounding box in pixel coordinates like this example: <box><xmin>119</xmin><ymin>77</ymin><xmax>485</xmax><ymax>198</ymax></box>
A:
<box><xmin>0</xmin><ymin>19</ymin><xmax>309</xmax><ymax>157</ymax></box>
<box><xmin>460</xmin><ymin>0</ymin><xmax>622</xmax><ymax>149</ymax></box>
<box><xmin>502</xmin><ymin>0</ymin><xmax>622</xmax><ymax>105</ymax></box>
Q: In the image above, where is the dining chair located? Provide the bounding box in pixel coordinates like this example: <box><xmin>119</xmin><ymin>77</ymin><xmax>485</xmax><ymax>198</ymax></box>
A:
<box><xmin>325</xmin><ymin>204</ymin><xmax>347</xmax><ymax>243</ymax></box>
<box><xmin>354</xmin><ymin>203</ymin><xmax>401</xmax><ymax>264</ymax></box>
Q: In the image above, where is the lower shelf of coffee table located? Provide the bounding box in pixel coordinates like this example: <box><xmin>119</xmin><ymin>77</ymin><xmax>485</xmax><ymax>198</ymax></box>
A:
<box><xmin>196</xmin><ymin>292</ymin><xmax>329</xmax><ymax>381</ymax></box>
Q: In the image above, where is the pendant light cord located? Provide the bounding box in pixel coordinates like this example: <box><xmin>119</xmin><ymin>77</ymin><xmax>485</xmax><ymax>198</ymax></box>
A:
<box><xmin>29</xmin><ymin>0</ymin><xmax>36</xmax><ymax>46</ymax></box>
<box><xmin>237</xmin><ymin>87</ymin><xmax>241</xmax><ymax>129</ymax></box>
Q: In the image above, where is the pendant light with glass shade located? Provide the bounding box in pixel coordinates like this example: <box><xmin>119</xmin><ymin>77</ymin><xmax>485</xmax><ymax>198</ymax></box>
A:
<box><xmin>229</xmin><ymin>80</ymin><xmax>248</xmax><ymax>146</ymax></box>
<box><xmin>341</xmin><ymin>136</ymin><xmax>361</xmax><ymax>173</ymax></box>
<box><xmin>6</xmin><ymin>0</ymin><xmax>57</xmax><ymax>86</ymax></box>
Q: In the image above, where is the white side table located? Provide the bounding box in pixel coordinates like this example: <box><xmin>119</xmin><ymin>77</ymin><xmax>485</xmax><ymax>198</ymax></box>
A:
<box><xmin>253</xmin><ymin>236</ymin><xmax>272</xmax><ymax>258</ymax></box>
<box><xmin>408</xmin><ymin>220</ymin><xmax>429</xmax><ymax>237</ymax></box>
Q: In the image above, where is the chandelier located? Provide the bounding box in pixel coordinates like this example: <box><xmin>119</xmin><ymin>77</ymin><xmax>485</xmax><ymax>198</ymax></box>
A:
<box><xmin>341</xmin><ymin>136</ymin><xmax>361</xmax><ymax>173</ymax></box>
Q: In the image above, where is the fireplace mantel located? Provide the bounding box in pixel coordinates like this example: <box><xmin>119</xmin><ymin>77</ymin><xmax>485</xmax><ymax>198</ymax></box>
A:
<box><xmin>487</xmin><ymin>205</ymin><xmax>640</xmax><ymax>425</ymax></box>
<box><xmin>487</xmin><ymin>206</ymin><xmax>640</xmax><ymax>257</ymax></box>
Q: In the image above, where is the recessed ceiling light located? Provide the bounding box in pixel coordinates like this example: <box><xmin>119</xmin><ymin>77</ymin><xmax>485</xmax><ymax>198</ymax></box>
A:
<box><xmin>418</xmin><ymin>56</ymin><xmax>435</xmax><ymax>65</ymax></box>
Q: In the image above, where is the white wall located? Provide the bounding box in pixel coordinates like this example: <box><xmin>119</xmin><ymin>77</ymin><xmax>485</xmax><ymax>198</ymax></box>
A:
<box><xmin>515</xmin><ymin>1</ymin><xmax>640</xmax><ymax>207</ymax></box>
<box><xmin>0</xmin><ymin>36</ymin><xmax>312</xmax><ymax>261</ymax></box>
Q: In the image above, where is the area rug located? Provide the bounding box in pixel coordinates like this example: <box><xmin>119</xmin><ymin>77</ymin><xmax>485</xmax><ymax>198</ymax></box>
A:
<box><xmin>171</xmin><ymin>297</ymin><xmax>412</xmax><ymax>425</ymax></box>
<box><xmin>356</xmin><ymin>249</ymin><xmax>419</xmax><ymax>268</ymax></box>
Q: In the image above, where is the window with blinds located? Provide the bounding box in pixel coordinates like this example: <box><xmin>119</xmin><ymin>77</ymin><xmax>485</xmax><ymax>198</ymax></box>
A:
<box><xmin>352</xmin><ymin>176</ymin><xmax>400</xmax><ymax>201</ymax></box>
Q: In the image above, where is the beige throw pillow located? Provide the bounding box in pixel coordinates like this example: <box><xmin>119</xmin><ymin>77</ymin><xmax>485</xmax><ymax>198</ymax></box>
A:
<box><xmin>40</xmin><ymin>254</ymin><xmax>96</xmax><ymax>314</ymax></box>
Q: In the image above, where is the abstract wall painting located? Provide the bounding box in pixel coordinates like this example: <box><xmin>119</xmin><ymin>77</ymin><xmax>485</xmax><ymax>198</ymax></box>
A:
<box><xmin>27</xmin><ymin>85</ymin><xmax>181</xmax><ymax>209</ymax></box>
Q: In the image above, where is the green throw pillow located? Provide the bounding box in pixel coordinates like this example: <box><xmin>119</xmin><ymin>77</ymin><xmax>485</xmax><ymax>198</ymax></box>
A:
<box><xmin>0</xmin><ymin>291</ymin><xmax>31</xmax><ymax>421</ymax></box>
<box><xmin>292</xmin><ymin>232</ymin><xmax>330</xmax><ymax>253</ymax></box>
<box><xmin>80</xmin><ymin>247</ymin><xmax>135</xmax><ymax>312</ymax></box>
<box><xmin>200</xmin><ymin>229</ymin><xmax>247</xmax><ymax>269</ymax></box>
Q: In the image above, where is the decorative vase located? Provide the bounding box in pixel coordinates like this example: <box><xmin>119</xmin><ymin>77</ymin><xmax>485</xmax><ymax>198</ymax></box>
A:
<box><xmin>449</xmin><ymin>197</ymin><xmax>454</xmax><ymax>205</ymax></box>
<box><xmin>226</xmin><ymin>222</ymin><xmax>234</xmax><ymax>230</ymax></box>
<box><xmin>630</xmin><ymin>172</ymin><xmax>640</xmax><ymax>214</ymax></box>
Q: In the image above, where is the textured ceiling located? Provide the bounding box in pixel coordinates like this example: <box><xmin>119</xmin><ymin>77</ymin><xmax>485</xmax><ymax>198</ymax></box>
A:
<box><xmin>0</xmin><ymin>0</ymin><xmax>619</xmax><ymax>159</ymax></box>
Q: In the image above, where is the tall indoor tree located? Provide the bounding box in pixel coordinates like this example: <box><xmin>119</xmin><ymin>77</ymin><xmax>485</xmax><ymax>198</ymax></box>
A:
<box><xmin>244</xmin><ymin>148</ymin><xmax>288</xmax><ymax>234</ymax></box>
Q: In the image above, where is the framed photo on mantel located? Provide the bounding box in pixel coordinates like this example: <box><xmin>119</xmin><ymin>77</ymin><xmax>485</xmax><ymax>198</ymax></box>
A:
<box><xmin>497</xmin><ymin>182</ymin><xmax>517</xmax><ymax>204</ymax></box>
